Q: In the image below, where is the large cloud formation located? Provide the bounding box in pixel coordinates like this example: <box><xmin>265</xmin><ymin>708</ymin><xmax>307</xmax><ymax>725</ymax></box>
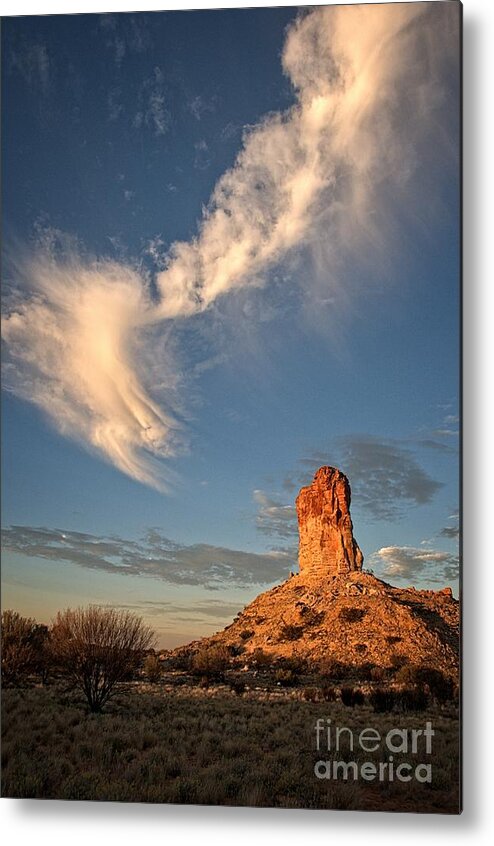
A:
<box><xmin>2</xmin><ymin>3</ymin><xmax>459</xmax><ymax>489</ymax></box>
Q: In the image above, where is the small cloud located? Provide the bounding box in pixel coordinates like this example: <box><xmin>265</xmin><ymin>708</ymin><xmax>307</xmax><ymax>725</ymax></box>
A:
<box><xmin>221</xmin><ymin>122</ymin><xmax>239</xmax><ymax>141</ymax></box>
<box><xmin>10</xmin><ymin>43</ymin><xmax>51</xmax><ymax>96</ymax></box>
<box><xmin>431</xmin><ymin>429</ymin><xmax>459</xmax><ymax>438</ymax></box>
<box><xmin>253</xmin><ymin>490</ymin><xmax>298</xmax><ymax>539</ymax></box>
<box><xmin>370</xmin><ymin>545</ymin><xmax>459</xmax><ymax>584</ymax></box>
<box><xmin>134</xmin><ymin>67</ymin><xmax>169</xmax><ymax>137</ymax></box>
<box><xmin>187</xmin><ymin>94</ymin><xmax>217</xmax><ymax>121</ymax></box>
<box><xmin>440</xmin><ymin>525</ymin><xmax>460</xmax><ymax>539</ymax></box>
<box><xmin>107</xmin><ymin>88</ymin><xmax>123</xmax><ymax>121</ymax></box>
<box><xmin>194</xmin><ymin>139</ymin><xmax>211</xmax><ymax>170</ymax></box>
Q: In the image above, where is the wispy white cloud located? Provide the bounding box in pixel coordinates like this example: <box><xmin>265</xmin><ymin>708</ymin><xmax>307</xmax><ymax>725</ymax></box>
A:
<box><xmin>134</xmin><ymin>66</ymin><xmax>169</xmax><ymax>136</ymax></box>
<box><xmin>187</xmin><ymin>94</ymin><xmax>217</xmax><ymax>121</ymax></box>
<box><xmin>2</xmin><ymin>3</ymin><xmax>459</xmax><ymax>489</ymax></box>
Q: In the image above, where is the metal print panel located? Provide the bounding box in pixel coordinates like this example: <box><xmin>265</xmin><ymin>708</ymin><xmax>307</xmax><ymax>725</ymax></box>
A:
<box><xmin>1</xmin><ymin>1</ymin><xmax>461</xmax><ymax>813</ymax></box>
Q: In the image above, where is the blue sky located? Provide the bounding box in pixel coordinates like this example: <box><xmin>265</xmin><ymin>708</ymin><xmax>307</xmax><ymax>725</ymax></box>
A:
<box><xmin>1</xmin><ymin>3</ymin><xmax>460</xmax><ymax>647</ymax></box>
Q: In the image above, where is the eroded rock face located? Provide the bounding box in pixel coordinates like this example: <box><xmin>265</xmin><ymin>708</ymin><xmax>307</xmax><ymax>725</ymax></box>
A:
<box><xmin>296</xmin><ymin>466</ymin><xmax>363</xmax><ymax>576</ymax></box>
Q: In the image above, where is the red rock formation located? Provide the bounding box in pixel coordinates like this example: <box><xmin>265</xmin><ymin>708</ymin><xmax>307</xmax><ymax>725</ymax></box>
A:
<box><xmin>296</xmin><ymin>466</ymin><xmax>363</xmax><ymax>576</ymax></box>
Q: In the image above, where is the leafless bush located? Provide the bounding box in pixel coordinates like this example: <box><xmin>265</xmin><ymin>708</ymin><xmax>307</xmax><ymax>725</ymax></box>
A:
<box><xmin>50</xmin><ymin>606</ymin><xmax>155</xmax><ymax>712</ymax></box>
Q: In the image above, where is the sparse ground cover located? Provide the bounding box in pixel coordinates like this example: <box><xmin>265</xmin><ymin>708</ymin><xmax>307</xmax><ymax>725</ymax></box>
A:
<box><xmin>1</xmin><ymin>680</ymin><xmax>459</xmax><ymax>812</ymax></box>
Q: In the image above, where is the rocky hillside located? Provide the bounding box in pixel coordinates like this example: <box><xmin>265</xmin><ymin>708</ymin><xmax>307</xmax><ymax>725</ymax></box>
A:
<box><xmin>172</xmin><ymin>467</ymin><xmax>459</xmax><ymax>677</ymax></box>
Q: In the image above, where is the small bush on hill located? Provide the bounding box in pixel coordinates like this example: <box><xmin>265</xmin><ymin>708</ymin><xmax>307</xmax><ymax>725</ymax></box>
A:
<box><xmin>339</xmin><ymin>607</ymin><xmax>366</xmax><ymax>623</ymax></box>
<box><xmin>191</xmin><ymin>645</ymin><xmax>230</xmax><ymax>680</ymax></box>
<box><xmin>279</xmin><ymin>624</ymin><xmax>304</xmax><ymax>642</ymax></box>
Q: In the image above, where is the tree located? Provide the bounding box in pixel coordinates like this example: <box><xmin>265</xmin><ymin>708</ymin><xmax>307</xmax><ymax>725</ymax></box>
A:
<box><xmin>1</xmin><ymin>610</ymin><xmax>49</xmax><ymax>686</ymax></box>
<box><xmin>50</xmin><ymin>606</ymin><xmax>155</xmax><ymax>712</ymax></box>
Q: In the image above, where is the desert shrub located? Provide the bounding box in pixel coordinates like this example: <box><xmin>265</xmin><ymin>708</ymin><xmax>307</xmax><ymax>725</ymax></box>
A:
<box><xmin>369</xmin><ymin>688</ymin><xmax>397</xmax><ymax>713</ymax></box>
<box><xmin>370</xmin><ymin>666</ymin><xmax>386</xmax><ymax>682</ymax></box>
<box><xmin>395</xmin><ymin>665</ymin><xmax>454</xmax><ymax>703</ymax></box>
<box><xmin>228</xmin><ymin>644</ymin><xmax>245</xmax><ymax>657</ymax></box>
<box><xmin>276</xmin><ymin>655</ymin><xmax>308</xmax><ymax>675</ymax></box>
<box><xmin>167</xmin><ymin>648</ymin><xmax>192</xmax><ymax>671</ymax></box>
<box><xmin>320</xmin><ymin>685</ymin><xmax>337</xmax><ymax>702</ymax></box>
<box><xmin>274</xmin><ymin>669</ymin><xmax>297</xmax><ymax>687</ymax></box>
<box><xmin>395</xmin><ymin>687</ymin><xmax>429</xmax><ymax>712</ymax></box>
<box><xmin>278</xmin><ymin>623</ymin><xmax>304</xmax><ymax>642</ymax></box>
<box><xmin>355</xmin><ymin>662</ymin><xmax>375</xmax><ymax>680</ymax></box>
<box><xmin>1</xmin><ymin>611</ymin><xmax>50</xmax><ymax>687</ymax></box>
<box><xmin>50</xmin><ymin>606</ymin><xmax>155</xmax><ymax>712</ymax></box>
<box><xmin>318</xmin><ymin>659</ymin><xmax>349</xmax><ymax>681</ymax></box>
<box><xmin>389</xmin><ymin>653</ymin><xmax>409</xmax><ymax>670</ymax></box>
<box><xmin>249</xmin><ymin>648</ymin><xmax>273</xmax><ymax>670</ymax></box>
<box><xmin>143</xmin><ymin>654</ymin><xmax>162</xmax><ymax>684</ymax></box>
<box><xmin>229</xmin><ymin>679</ymin><xmax>246</xmax><ymax>696</ymax></box>
<box><xmin>239</xmin><ymin>630</ymin><xmax>254</xmax><ymax>641</ymax></box>
<box><xmin>302</xmin><ymin>687</ymin><xmax>318</xmax><ymax>702</ymax></box>
<box><xmin>340</xmin><ymin>686</ymin><xmax>365</xmax><ymax>707</ymax></box>
<box><xmin>339</xmin><ymin>607</ymin><xmax>366</xmax><ymax>623</ymax></box>
<box><xmin>299</xmin><ymin>606</ymin><xmax>325</xmax><ymax>626</ymax></box>
<box><xmin>191</xmin><ymin>645</ymin><xmax>230</xmax><ymax>680</ymax></box>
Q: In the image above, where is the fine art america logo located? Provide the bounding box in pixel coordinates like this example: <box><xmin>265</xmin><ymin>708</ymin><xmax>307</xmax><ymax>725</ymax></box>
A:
<box><xmin>314</xmin><ymin>719</ymin><xmax>434</xmax><ymax>783</ymax></box>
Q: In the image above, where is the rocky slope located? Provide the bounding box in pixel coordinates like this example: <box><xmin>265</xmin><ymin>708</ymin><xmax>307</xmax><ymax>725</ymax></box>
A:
<box><xmin>173</xmin><ymin>467</ymin><xmax>459</xmax><ymax>677</ymax></box>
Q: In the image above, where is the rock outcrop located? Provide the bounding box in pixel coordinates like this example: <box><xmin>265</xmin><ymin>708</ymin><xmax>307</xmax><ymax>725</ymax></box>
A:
<box><xmin>296</xmin><ymin>467</ymin><xmax>363</xmax><ymax>577</ymax></box>
<box><xmin>171</xmin><ymin>467</ymin><xmax>459</xmax><ymax>678</ymax></box>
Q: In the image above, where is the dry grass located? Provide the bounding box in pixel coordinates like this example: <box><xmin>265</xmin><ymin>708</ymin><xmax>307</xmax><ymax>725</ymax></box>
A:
<box><xmin>1</xmin><ymin>684</ymin><xmax>460</xmax><ymax>812</ymax></box>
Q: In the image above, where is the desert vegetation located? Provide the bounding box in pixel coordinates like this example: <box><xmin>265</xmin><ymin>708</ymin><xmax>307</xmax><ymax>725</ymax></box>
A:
<box><xmin>1</xmin><ymin>607</ymin><xmax>460</xmax><ymax>811</ymax></box>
